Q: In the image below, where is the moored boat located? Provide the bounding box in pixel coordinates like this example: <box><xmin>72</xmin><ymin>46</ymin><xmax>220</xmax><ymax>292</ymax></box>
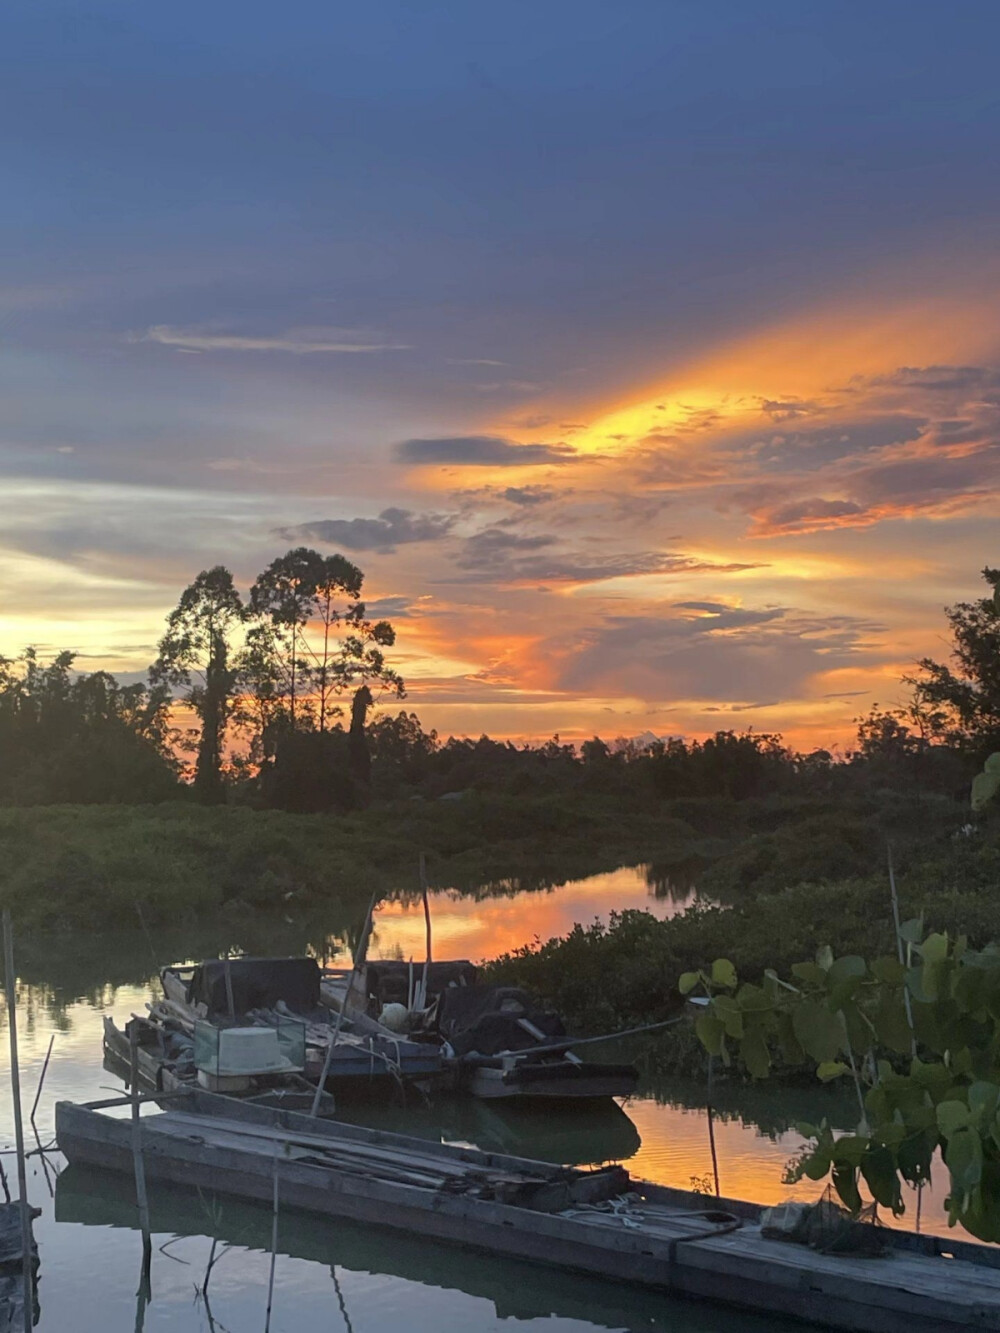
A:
<box><xmin>102</xmin><ymin>1012</ymin><xmax>337</xmax><ymax>1115</ymax></box>
<box><xmin>159</xmin><ymin>956</ymin><xmax>444</xmax><ymax>1089</ymax></box>
<box><xmin>322</xmin><ymin>959</ymin><xmax>639</xmax><ymax>1101</ymax></box>
<box><xmin>56</xmin><ymin>1091</ymin><xmax>1000</xmax><ymax>1333</ymax></box>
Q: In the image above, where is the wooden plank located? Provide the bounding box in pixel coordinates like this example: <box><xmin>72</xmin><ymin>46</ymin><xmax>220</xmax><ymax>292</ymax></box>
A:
<box><xmin>54</xmin><ymin>1100</ymin><xmax>1000</xmax><ymax>1333</ymax></box>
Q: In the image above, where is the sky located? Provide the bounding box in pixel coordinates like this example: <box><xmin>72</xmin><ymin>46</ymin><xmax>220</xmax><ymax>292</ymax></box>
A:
<box><xmin>3</xmin><ymin>0</ymin><xmax>1000</xmax><ymax>747</ymax></box>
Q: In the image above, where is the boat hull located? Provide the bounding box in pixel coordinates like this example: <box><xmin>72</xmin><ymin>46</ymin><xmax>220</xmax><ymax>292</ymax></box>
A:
<box><xmin>55</xmin><ymin>1095</ymin><xmax>1000</xmax><ymax>1333</ymax></box>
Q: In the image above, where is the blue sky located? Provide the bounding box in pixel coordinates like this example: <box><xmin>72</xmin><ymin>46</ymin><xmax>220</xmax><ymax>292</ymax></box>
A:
<box><xmin>3</xmin><ymin>1</ymin><xmax>1000</xmax><ymax>742</ymax></box>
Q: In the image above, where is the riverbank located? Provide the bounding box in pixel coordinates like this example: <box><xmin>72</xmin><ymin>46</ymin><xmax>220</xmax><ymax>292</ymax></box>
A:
<box><xmin>486</xmin><ymin>813</ymin><xmax>1000</xmax><ymax>1074</ymax></box>
<box><xmin>0</xmin><ymin>792</ymin><xmax>698</xmax><ymax>932</ymax></box>
<box><xmin>0</xmin><ymin>789</ymin><xmax>967</xmax><ymax>935</ymax></box>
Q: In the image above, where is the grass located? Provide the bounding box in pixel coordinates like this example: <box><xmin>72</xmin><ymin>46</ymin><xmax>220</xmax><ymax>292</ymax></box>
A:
<box><xmin>0</xmin><ymin>790</ymin><xmax>702</xmax><ymax>933</ymax></box>
<box><xmin>5</xmin><ymin>787</ymin><xmax>997</xmax><ymax>1071</ymax></box>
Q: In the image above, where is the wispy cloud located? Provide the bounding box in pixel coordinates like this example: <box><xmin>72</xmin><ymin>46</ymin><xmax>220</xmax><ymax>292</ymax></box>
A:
<box><xmin>135</xmin><ymin>325</ymin><xmax>409</xmax><ymax>354</ymax></box>
<box><xmin>395</xmin><ymin>435</ymin><xmax>577</xmax><ymax>467</ymax></box>
<box><xmin>280</xmin><ymin>507</ymin><xmax>458</xmax><ymax>552</ymax></box>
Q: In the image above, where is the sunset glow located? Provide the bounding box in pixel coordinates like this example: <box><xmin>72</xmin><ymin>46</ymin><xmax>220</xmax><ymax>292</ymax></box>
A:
<box><xmin>4</xmin><ymin>6</ymin><xmax>1000</xmax><ymax>752</ymax></box>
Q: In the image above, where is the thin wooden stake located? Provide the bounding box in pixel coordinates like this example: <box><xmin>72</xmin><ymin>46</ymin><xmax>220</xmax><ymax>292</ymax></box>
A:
<box><xmin>30</xmin><ymin>1033</ymin><xmax>54</xmax><ymax>1126</ymax></box>
<box><xmin>310</xmin><ymin>891</ymin><xmax>377</xmax><ymax>1117</ymax></box>
<box><xmin>417</xmin><ymin>853</ymin><xmax>432</xmax><ymax>1012</ymax></box>
<box><xmin>706</xmin><ymin>1054</ymin><xmax>720</xmax><ymax>1198</ymax></box>
<box><xmin>888</xmin><ymin>842</ymin><xmax>924</xmax><ymax>1220</ymax></box>
<box><xmin>223</xmin><ymin>954</ymin><xmax>236</xmax><ymax>1023</ymax></box>
<box><xmin>2</xmin><ymin>911</ymin><xmax>34</xmax><ymax>1333</ymax></box>
<box><xmin>264</xmin><ymin>1143</ymin><xmax>280</xmax><ymax>1333</ymax></box>
<box><xmin>130</xmin><ymin>1023</ymin><xmax>153</xmax><ymax>1292</ymax></box>
<box><xmin>887</xmin><ymin>843</ymin><xmax>917</xmax><ymax>1056</ymax></box>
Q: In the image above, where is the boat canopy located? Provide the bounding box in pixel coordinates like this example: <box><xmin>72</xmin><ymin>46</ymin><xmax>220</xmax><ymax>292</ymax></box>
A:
<box><xmin>362</xmin><ymin>959</ymin><xmax>478</xmax><ymax>1008</ymax></box>
<box><xmin>184</xmin><ymin>957</ymin><xmax>321</xmax><ymax>1016</ymax></box>
<box><xmin>437</xmin><ymin>985</ymin><xmax>565</xmax><ymax>1057</ymax></box>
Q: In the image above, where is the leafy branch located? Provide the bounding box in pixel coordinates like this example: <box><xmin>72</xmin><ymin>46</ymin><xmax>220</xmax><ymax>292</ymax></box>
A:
<box><xmin>685</xmin><ymin>929</ymin><xmax>1000</xmax><ymax>1240</ymax></box>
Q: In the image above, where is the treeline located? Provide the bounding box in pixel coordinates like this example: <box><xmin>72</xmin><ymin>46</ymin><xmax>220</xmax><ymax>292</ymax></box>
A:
<box><xmin>1</xmin><ymin>562</ymin><xmax>998</xmax><ymax>812</ymax></box>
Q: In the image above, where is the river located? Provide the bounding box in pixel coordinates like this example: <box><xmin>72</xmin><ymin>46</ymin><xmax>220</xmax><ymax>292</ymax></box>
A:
<box><xmin>0</xmin><ymin>865</ymin><xmax>958</xmax><ymax>1332</ymax></box>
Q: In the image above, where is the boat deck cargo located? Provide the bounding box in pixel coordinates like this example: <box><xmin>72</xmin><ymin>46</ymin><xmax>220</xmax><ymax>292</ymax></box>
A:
<box><xmin>322</xmin><ymin>959</ymin><xmax>640</xmax><ymax>1100</ymax></box>
<box><xmin>56</xmin><ymin>1092</ymin><xmax>1000</xmax><ymax>1333</ymax></box>
<box><xmin>160</xmin><ymin>957</ymin><xmax>443</xmax><ymax>1085</ymax></box>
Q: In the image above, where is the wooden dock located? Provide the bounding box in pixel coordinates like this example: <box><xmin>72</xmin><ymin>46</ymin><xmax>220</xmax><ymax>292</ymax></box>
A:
<box><xmin>55</xmin><ymin>1092</ymin><xmax>1000</xmax><ymax>1332</ymax></box>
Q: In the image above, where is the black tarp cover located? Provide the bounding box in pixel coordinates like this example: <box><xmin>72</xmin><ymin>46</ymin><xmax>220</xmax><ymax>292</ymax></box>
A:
<box><xmin>436</xmin><ymin>985</ymin><xmax>566</xmax><ymax>1057</ymax></box>
<box><xmin>186</xmin><ymin>957</ymin><xmax>320</xmax><ymax>1016</ymax></box>
<box><xmin>363</xmin><ymin>959</ymin><xmax>478</xmax><ymax>1007</ymax></box>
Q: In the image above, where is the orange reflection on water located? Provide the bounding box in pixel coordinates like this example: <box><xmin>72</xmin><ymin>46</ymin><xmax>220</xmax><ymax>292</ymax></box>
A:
<box><xmin>326</xmin><ymin>865</ymin><xmax>700</xmax><ymax>966</ymax></box>
<box><xmin>622</xmin><ymin>1096</ymin><xmax>956</xmax><ymax>1239</ymax></box>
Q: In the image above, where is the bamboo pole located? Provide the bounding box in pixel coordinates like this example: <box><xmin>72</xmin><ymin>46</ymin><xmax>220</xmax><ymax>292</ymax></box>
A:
<box><xmin>30</xmin><ymin>1034</ymin><xmax>54</xmax><ymax>1126</ymax></box>
<box><xmin>417</xmin><ymin>853</ymin><xmax>432</xmax><ymax>1013</ymax></box>
<box><xmin>264</xmin><ymin>1142</ymin><xmax>280</xmax><ymax>1333</ymax></box>
<box><xmin>888</xmin><ymin>841</ymin><xmax>922</xmax><ymax>1221</ymax></box>
<box><xmin>706</xmin><ymin>1054</ymin><xmax>720</xmax><ymax>1198</ymax></box>
<box><xmin>130</xmin><ymin>1023</ymin><xmax>153</xmax><ymax>1292</ymax></box>
<box><xmin>310</xmin><ymin>892</ymin><xmax>378</xmax><ymax>1117</ymax></box>
<box><xmin>223</xmin><ymin>954</ymin><xmax>236</xmax><ymax>1023</ymax></box>
<box><xmin>2</xmin><ymin>911</ymin><xmax>34</xmax><ymax>1333</ymax></box>
<box><xmin>887</xmin><ymin>843</ymin><xmax>917</xmax><ymax>1055</ymax></box>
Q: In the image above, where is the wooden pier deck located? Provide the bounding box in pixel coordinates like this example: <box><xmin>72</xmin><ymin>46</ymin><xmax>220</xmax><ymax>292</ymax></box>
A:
<box><xmin>55</xmin><ymin>1093</ymin><xmax>1000</xmax><ymax>1333</ymax></box>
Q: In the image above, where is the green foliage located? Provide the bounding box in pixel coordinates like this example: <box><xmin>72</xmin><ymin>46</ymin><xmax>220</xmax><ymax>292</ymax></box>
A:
<box><xmin>0</xmin><ymin>648</ymin><xmax>178</xmax><ymax>805</ymax></box>
<box><xmin>689</xmin><ymin>934</ymin><xmax>1000</xmax><ymax>1242</ymax></box>
<box><xmin>910</xmin><ymin>565</ymin><xmax>1000</xmax><ymax>755</ymax></box>
<box><xmin>971</xmin><ymin>753</ymin><xmax>1000</xmax><ymax>812</ymax></box>
<box><xmin>150</xmin><ymin>566</ymin><xmax>245</xmax><ymax>801</ymax></box>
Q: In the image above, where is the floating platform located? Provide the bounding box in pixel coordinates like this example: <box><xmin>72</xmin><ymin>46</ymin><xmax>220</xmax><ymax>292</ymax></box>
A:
<box><xmin>55</xmin><ymin>1092</ymin><xmax>1000</xmax><ymax>1333</ymax></box>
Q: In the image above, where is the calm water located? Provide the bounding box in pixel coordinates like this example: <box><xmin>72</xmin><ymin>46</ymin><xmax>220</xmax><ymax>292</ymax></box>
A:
<box><xmin>0</xmin><ymin>865</ymin><xmax>957</xmax><ymax>1332</ymax></box>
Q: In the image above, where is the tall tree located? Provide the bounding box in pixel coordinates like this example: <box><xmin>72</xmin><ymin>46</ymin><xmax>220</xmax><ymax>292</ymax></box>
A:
<box><xmin>331</xmin><ymin>600</ymin><xmax>405</xmax><ymax>783</ymax></box>
<box><xmin>248</xmin><ymin>548</ymin><xmax>328</xmax><ymax>728</ymax></box>
<box><xmin>248</xmin><ymin>547</ymin><xmax>404</xmax><ymax>788</ymax></box>
<box><xmin>233</xmin><ymin>620</ymin><xmax>292</xmax><ymax>772</ymax></box>
<box><xmin>909</xmin><ymin>566</ymin><xmax>1000</xmax><ymax>754</ymax></box>
<box><xmin>306</xmin><ymin>552</ymin><xmax>365</xmax><ymax>731</ymax></box>
<box><xmin>150</xmin><ymin>566</ymin><xmax>244</xmax><ymax>802</ymax></box>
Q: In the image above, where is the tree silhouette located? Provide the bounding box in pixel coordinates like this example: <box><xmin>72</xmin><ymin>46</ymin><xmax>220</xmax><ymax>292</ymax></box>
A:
<box><xmin>248</xmin><ymin>548</ymin><xmax>403</xmax><ymax>782</ymax></box>
<box><xmin>150</xmin><ymin>566</ymin><xmax>244</xmax><ymax>802</ymax></box>
<box><xmin>909</xmin><ymin>566</ymin><xmax>1000</xmax><ymax>755</ymax></box>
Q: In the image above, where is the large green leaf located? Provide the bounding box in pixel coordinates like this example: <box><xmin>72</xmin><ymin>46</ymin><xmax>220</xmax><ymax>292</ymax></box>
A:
<box><xmin>816</xmin><ymin>1060</ymin><xmax>850</xmax><ymax>1082</ymax></box>
<box><xmin>860</xmin><ymin>1146</ymin><xmax>903</xmax><ymax>1213</ymax></box>
<box><xmin>713</xmin><ymin>994</ymin><xmax>744</xmax><ymax>1039</ymax></box>
<box><xmin>898</xmin><ymin>916</ymin><xmax>924</xmax><ymax>945</ymax></box>
<box><xmin>872</xmin><ymin>990</ymin><xmax>913</xmax><ymax>1054</ymax></box>
<box><xmin>739</xmin><ymin>1030</ymin><xmax>771</xmax><ymax>1079</ymax></box>
<box><xmin>936</xmin><ymin>1100</ymin><xmax>972</xmax><ymax>1137</ymax></box>
<box><xmin>945</xmin><ymin>1126</ymin><xmax>984</xmax><ymax>1198</ymax></box>
<box><xmin>828</xmin><ymin>955</ymin><xmax>866</xmax><ymax>986</ymax></box>
<box><xmin>969</xmin><ymin>1081</ymin><xmax>1000</xmax><ymax>1127</ymax></box>
<box><xmin>678</xmin><ymin>971</ymin><xmax>701</xmax><ymax>995</ymax></box>
<box><xmin>792</xmin><ymin>999</ymin><xmax>843</xmax><ymax>1063</ymax></box>
<box><xmin>832</xmin><ymin>1162</ymin><xmax>862</xmax><ymax>1214</ymax></box>
<box><xmin>831</xmin><ymin>1135</ymin><xmax>869</xmax><ymax>1167</ymax></box>
<box><xmin>870</xmin><ymin>956</ymin><xmax>906</xmax><ymax>985</ymax></box>
<box><xmin>972</xmin><ymin>768</ymin><xmax>1000</xmax><ymax>812</ymax></box>
<box><xmin>790</xmin><ymin>961</ymin><xmax>827</xmax><ymax>987</ymax></box>
<box><xmin>695</xmin><ymin>1012</ymin><xmax>726</xmax><ymax>1056</ymax></box>
<box><xmin>775</xmin><ymin>1011</ymin><xmax>805</xmax><ymax>1065</ymax></box>
<box><xmin>735</xmin><ymin>983</ymin><xmax>771</xmax><ymax>1012</ymax></box>
<box><xmin>711</xmin><ymin>958</ymin><xmax>737</xmax><ymax>989</ymax></box>
<box><xmin>920</xmin><ymin>933</ymin><xmax>949</xmax><ymax>964</ymax></box>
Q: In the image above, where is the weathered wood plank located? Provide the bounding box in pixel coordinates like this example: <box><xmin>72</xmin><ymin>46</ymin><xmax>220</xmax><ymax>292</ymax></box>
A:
<box><xmin>55</xmin><ymin>1099</ymin><xmax>1000</xmax><ymax>1333</ymax></box>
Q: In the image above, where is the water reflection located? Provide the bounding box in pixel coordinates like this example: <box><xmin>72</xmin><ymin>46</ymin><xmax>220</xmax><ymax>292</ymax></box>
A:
<box><xmin>335</xmin><ymin>1093</ymin><xmax>642</xmax><ymax>1165</ymax></box>
<box><xmin>53</xmin><ymin>1166</ymin><xmax>796</xmax><ymax>1333</ymax></box>
<box><xmin>0</xmin><ymin>863</ymin><xmax>966</xmax><ymax>1333</ymax></box>
<box><xmin>644</xmin><ymin>855</ymin><xmax>710</xmax><ymax>903</ymax></box>
<box><xmin>346</xmin><ymin>864</ymin><xmax>704</xmax><ymax>966</ymax></box>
